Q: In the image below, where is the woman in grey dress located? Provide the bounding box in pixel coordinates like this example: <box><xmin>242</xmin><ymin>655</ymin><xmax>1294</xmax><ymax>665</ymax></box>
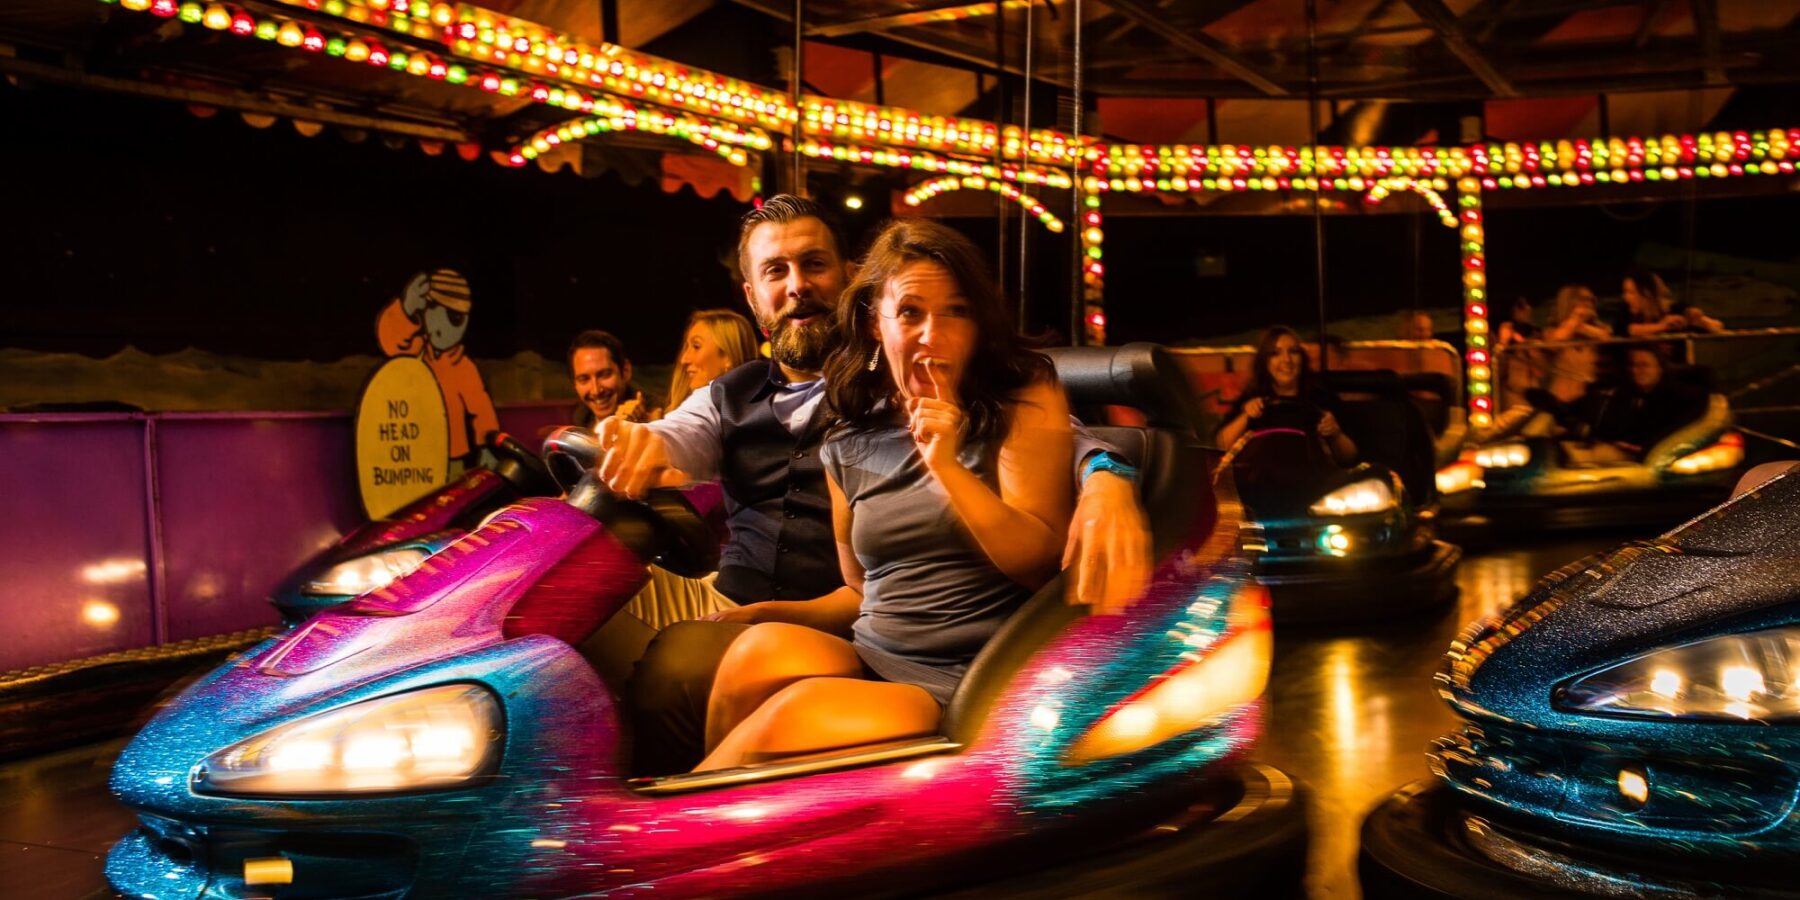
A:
<box><xmin>696</xmin><ymin>220</ymin><xmax>1074</xmax><ymax>771</ymax></box>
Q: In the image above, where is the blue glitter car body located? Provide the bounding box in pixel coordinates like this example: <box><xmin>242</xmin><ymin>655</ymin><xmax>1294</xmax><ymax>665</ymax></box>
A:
<box><xmin>1434</xmin><ymin>465</ymin><xmax>1800</xmax><ymax>864</ymax></box>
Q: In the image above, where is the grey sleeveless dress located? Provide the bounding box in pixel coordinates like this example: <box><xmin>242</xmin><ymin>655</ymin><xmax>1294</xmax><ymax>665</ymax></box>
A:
<box><xmin>820</xmin><ymin>420</ymin><xmax>1032</xmax><ymax>705</ymax></box>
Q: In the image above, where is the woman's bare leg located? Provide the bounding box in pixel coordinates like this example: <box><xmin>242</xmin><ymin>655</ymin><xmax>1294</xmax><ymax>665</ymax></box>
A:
<box><xmin>697</xmin><ymin>677</ymin><xmax>941</xmax><ymax>771</ymax></box>
<box><xmin>704</xmin><ymin>623</ymin><xmax>862</xmax><ymax>753</ymax></box>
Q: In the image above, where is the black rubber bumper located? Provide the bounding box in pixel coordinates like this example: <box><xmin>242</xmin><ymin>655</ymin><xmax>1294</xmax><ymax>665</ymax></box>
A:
<box><xmin>931</xmin><ymin>763</ymin><xmax>1310</xmax><ymax>899</ymax></box>
<box><xmin>1466</xmin><ymin>483</ymin><xmax>1733</xmax><ymax>533</ymax></box>
<box><xmin>1257</xmin><ymin>540</ymin><xmax>1462</xmax><ymax>626</ymax></box>
<box><xmin>1361</xmin><ymin>779</ymin><xmax>1795</xmax><ymax>900</ymax></box>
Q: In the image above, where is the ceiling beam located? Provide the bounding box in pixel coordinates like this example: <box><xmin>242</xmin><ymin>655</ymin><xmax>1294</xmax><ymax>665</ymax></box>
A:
<box><xmin>808</xmin><ymin>2</ymin><xmax>1031</xmax><ymax>39</ymax></box>
<box><xmin>729</xmin><ymin>0</ymin><xmax>1067</xmax><ymax>84</ymax></box>
<box><xmin>1632</xmin><ymin>0</ymin><xmax>1666</xmax><ymax>49</ymax></box>
<box><xmin>1097</xmin><ymin>0</ymin><xmax>1288</xmax><ymax>96</ymax></box>
<box><xmin>0</xmin><ymin>55</ymin><xmax>474</xmax><ymax>142</ymax></box>
<box><xmin>1691</xmin><ymin>0</ymin><xmax>1724</xmax><ymax>84</ymax></box>
<box><xmin>1401</xmin><ymin>0</ymin><xmax>1518</xmax><ymax>97</ymax></box>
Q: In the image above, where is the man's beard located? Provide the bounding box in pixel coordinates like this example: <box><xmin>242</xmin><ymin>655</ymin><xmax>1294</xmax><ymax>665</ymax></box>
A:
<box><xmin>762</xmin><ymin>299</ymin><xmax>837</xmax><ymax>373</ymax></box>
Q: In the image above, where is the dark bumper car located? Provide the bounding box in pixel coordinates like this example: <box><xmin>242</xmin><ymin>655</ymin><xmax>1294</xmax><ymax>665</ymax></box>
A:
<box><xmin>270</xmin><ymin>430</ymin><xmax>557</xmax><ymax>625</ymax></box>
<box><xmin>1362</xmin><ymin>463</ymin><xmax>1800</xmax><ymax>898</ymax></box>
<box><xmin>1226</xmin><ymin>370</ymin><xmax>1461</xmax><ymax>625</ymax></box>
<box><xmin>1440</xmin><ymin>390</ymin><xmax>1744</xmax><ymax>533</ymax></box>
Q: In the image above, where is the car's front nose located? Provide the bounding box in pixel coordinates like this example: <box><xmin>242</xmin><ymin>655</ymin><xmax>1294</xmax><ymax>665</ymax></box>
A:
<box><xmin>106</xmin><ymin>635</ymin><xmax>616</xmax><ymax>899</ymax></box>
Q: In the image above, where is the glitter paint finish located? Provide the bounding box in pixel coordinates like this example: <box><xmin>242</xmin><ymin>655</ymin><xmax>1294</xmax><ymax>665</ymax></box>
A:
<box><xmin>1433</xmin><ymin>467</ymin><xmax>1800</xmax><ymax>865</ymax></box>
<box><xmin>108</xmin><ymin>481</ymin><xmax>1272</xmax><ymax>897</ymax></box>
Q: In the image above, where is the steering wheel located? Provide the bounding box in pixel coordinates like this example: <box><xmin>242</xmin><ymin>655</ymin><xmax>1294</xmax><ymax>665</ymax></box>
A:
<box><xmin>485</xmin><ymin>430</ymin><xmax>557</xmax><ymax>494</ymax></box>
<box><xmin>1251</xmin><ymin>397</ymin><xmax>1321</xmax><ymax>436</ymax></box>
<box><xmin>541</xmin><ymin>426</ymin><xmax>721</xmax><ymax>577</ymax></box>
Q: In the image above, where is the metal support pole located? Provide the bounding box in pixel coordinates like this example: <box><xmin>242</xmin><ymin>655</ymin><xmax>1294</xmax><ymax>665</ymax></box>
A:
<box><xmin>791</xmin><ymin>0</ymin><xmax>805</xmax><ymax>195</ymax></box>
<box><xmin>1018</xmin><ymin>0</ymin><xmax>1035</xmax><ymax>328</ymax></box>
<box><xmin>1068</xmin><ymin>0</ymin><xmax>1084</xmax><ymax>345</ymax></box>
<box><xmin>995</xmin><ymin>1</ymin><xmax>1010</xmax><ymax>302</ymax></box>
<box><xmin>1306</xmin><ymin>0</ymin><xmax>1328</xmax><ymax>371</ymax></box>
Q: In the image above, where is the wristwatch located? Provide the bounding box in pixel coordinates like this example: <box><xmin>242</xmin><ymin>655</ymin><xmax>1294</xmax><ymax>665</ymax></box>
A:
<box><xmin>1081</xmin><ymin>451</ymin><xmax>1139</xmax><ymax>486</ymax></box>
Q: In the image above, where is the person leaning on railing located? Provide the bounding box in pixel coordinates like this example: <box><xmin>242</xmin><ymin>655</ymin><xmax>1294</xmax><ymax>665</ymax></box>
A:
<box><xmin>1616</xmin><ymin>269</ymin><xmax>1724</xmax><ymax>338</ymax></box>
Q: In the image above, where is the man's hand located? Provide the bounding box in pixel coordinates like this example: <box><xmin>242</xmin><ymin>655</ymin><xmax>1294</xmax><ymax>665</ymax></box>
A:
<box><xmin>1063</xmin><ymin>469</ymin><xmax>1152</xmax><ymax>615</ymax></box>
<box><xmin>702</xmin><ymin>603</ymin><xmax>765</xmax><ymax>624</ymax></box>
<box><xmin>401</xmin><ymin>272</ymin><xmax>432</xmax><ymax>317</ymax></box>
<box><xmin>596</xmin><ymin>417</ymin><xmax>686</xmax><ymax>498</ymax></box>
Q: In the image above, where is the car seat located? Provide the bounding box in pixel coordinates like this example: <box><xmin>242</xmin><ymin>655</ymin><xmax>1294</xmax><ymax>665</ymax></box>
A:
<box><xmin>1318</xmin><ymin>369</ymin><xmax>1439</xmax><ymax>506</ymax></box>
<box><xmin>942</xmin><ymin>343</ymin><xmax>1214</xmax><ymax>744</ymax></box>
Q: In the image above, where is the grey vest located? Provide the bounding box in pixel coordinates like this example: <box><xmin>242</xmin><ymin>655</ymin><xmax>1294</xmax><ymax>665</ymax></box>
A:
<box><xmin>711</xmin><ymin>361</ymin><xmax>842</xmax><ymax>603</ymax></box>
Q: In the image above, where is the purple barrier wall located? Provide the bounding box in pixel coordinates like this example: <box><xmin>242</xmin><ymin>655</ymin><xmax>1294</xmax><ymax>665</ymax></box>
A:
<box><xmin>0</xmin><ymin>416</ymin><xmax>157</xmax><ymax>670</ymax></box>
<box><xmin>0</xmin><ymin>403</ymin><xmax>570</xmax><ymax>672</ymax></box>
<box><xmin>156</xmin><ymin>414</ymin><xmax>363</xmax><ymax>643</ymax></box>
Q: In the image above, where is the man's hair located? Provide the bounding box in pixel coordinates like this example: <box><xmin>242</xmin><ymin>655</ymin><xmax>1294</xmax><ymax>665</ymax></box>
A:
<box><xmin>735</xmin><ymin>194</ymin><xmax>849</xmax><ymax>279</ymax></box>
<box><xmin>568</xmin><ymin>329</ymin><xmax>630</xmax><ymax>372</ymax></box>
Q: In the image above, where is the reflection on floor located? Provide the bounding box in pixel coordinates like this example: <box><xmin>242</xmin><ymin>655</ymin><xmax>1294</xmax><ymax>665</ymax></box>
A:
<box><xmin>0</xmin><ymin>534</ymin><xmax>1629</xmax><ymax>900</ymax></box>
<box><xmin>1255</xmin><ymin>533</ymin><xmax>1622</xmax><ymax>900</ymax></box>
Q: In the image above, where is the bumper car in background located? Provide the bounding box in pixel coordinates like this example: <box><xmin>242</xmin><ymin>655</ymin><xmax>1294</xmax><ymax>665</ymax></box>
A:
<box><xmin>1226</xmin><ymin>370</ymin><xmax>1461</xmax><ymax>626</ymax></box>
<box><xmin>1437</xmin><ymin>386</ymin><xmax>1745</xmax><ymax>533</ymax></box>
<box><xmin>270</xmin><ymin>430</ymin><xmax>558</xmax><ymax>625</ymax></box>
<box><xmin>106</xmin><ymin>344</ymin><xmax>1308</xmax><ymax>899</ymax></box>
<box><xmin>1362</xmin><ymin>463</ymin><xmax>1800</xmax><ymax>899</ymax></box>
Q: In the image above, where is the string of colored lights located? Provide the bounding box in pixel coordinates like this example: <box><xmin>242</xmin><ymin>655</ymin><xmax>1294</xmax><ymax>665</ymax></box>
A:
<box><xmin>1364</xmin><ymin>178</ymin><xmax>1458</xmax><ymax>229</ymax></box>
<box><xmin>799</xmin><ymin>140</ymin><xmax>1072</xmax><ymax>189</ymax></box>
<box><xmin>902</xmin><ymin>176</ymin><xmax>1064</xmax><ymax>232</ymax></box>
<box><xmin>1092</xmin><ymin>131</ymin><xmax>1798</xmax><ymax>189</ymax></box>
<box><xmin>1080</xmin><ymin>195</ymin><xmax>1105</xmax><ymax>345</ymax></box>
<box><xmin>807</xmin><ymin>99</ymin><xmax>1077</xmax><ymax>167</ymax></box>
<box><xmin>510</xmin><ymin>105</ymin><xmax>773</xmax><ymax>168</ymax></box>
<box><xmin>1455</xmin><ymin>179</ymin><xmax>1492</xmax><ymax>429</ymax></box>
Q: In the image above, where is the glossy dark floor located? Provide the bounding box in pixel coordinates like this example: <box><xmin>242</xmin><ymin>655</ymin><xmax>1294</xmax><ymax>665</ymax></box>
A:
<box><xmin>0</xmin><ymin>534</ymin><xmax>1628</xmax><ymax>900</ymax></box>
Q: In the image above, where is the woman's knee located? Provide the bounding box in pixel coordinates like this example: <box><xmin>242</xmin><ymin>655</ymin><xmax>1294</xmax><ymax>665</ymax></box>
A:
<box><xmin>718</xmin><ymin>623</ymin><xmax>857</xmax><ymax>680</ymax></box>
<box><xmin>758</xmin><ymin>678</ymin><xmax>941</xmax><ymax>742</ymax></box>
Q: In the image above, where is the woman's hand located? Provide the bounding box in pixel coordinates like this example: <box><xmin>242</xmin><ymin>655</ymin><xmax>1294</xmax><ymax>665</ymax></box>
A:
<box><xmin>1317</xmin><ymin>410</ymin><xmax>1343</xmax><ymax>439</ymax></box>
<box><xmin>909</xmin><ymin>365</ymin><xmax>965</xmax><ymax>473</ymax></box>
<box><xmin>1242</xmin><ymin>396</ymin><xmax>1266</xmax><ymax>420</ymax></box>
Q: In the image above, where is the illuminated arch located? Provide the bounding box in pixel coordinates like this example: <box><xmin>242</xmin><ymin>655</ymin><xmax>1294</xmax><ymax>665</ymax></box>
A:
<box><xmin>902</xmin><ymin>176</ymin><xmax>1065</xmax><ymax>233</ymax></box>
<box><xmin>1363</xmin><ymin>177</ymin><xmax>1459</xmax><ymax>228</ymax></box>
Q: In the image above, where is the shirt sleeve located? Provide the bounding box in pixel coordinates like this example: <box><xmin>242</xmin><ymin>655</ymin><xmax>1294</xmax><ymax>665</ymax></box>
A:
<box><xmin>1070</xmin><ymin>416</ymin><xmax>1126</xmax><ymax>475</ymax></box>
<box><xmin>646</xmin><ymin>384</ymin><xmax>724</xmax><ymax>481</ymax></box>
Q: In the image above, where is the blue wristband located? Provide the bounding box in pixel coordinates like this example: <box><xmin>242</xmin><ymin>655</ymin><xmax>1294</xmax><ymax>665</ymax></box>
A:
<box><xmin>1081</xmin><ymin>451</ymin><xmax>1138</xmax><ymax>485</ymax></box>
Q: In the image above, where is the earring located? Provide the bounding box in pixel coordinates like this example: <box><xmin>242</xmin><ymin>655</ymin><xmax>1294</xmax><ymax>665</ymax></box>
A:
<box><xmin>867</xmin><ymin>346</ymin><xmax>881</xmax><ymax>371</ymax></box>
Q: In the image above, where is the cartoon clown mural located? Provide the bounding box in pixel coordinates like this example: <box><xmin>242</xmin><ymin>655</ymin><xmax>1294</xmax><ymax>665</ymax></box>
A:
<box><xmin>354</xmin><ymin>269</ymin><xmax>500</xmax><ymax>518</ymax></box>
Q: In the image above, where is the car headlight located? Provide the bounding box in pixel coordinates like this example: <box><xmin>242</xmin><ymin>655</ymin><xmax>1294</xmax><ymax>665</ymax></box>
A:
<box><xmin>1668</xmin><ymin>433</ymin><xmax>1744</xmax><ymax>475</ymax></box>
<box><xmin>1473</xmin><ymin>443</ymin><xmax>1529</xmax><ymax>469</ymax></box>
<box><xmin>301</xmin><ymin>547</ymin><xmax>430</xmax><ymax>596</ymax></box>
<box><xmin>1558</xmin><ymin>626</ymin><xmax>1800</xmax><ymax>722</ymax></box>
<box><xmin>1436</xmin><ymin>461</ymin><xmax>1485</xmax><ymax>495</ymax></box>
<box><xmin>1309</xmin><ymin>477</ymin><xmax>1396</xmax><ymax>516</ymax></box>
<box><xmin>193</xmin><ymin>684</ymin><xmax>503</xmax><ymax>795</ymax></box>
<box><xmin>1064</xmin><ymin>586</ymin><xmax>1271</xmax><ymax>765</ymax></box>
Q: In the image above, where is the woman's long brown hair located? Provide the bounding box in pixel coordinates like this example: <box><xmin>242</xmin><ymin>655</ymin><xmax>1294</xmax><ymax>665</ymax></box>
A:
<box><xmin>822</xmin><ymin>219</ymin><xmax>1051</xmax><ymax>445</ymax></box>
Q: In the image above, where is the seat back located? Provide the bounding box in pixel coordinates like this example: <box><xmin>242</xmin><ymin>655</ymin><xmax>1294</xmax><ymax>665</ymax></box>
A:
<box><xmin>942</xmin><ymin>343</ymin><xmax>1212</xmax><ymax>744</ymax></box>
<box><xmin>1320</xmin><ymin>369</ymin><xmax>1439</xmax><ymax>504</ymax></box>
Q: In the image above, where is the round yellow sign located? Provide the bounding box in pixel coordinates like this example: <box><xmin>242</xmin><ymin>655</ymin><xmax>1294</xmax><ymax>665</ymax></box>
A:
<box><xmin>356</xmin><ymin>356</ymin><xmax>450</xmax><ymax>519</ymax></box>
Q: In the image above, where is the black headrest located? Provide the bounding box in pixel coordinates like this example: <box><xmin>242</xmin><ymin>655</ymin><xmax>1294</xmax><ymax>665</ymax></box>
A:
<box><xmin>1398</xmin><ymin>371</ymin><xmax>1457</xmax><ymax>403</ymax></box>
<box><xmin>1043</xmin><ymin>343</ymin><xmax>1204</xmax><ymax>434</ymax></box>
<box><xmin>1318</xmin><ymin>368</ymin><xmax>1406</xmax><ymax>397</ymax></box>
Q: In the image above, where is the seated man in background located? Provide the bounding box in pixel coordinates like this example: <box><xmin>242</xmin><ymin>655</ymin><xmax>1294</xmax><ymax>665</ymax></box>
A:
<box><xmin>569</xmin><ymin>329</ymin><xmax>653</xmax><ymax>427</ymax></box>
<box><xmin>594</xmin><ymin>195</ymin><xmax>1154</xmax><ymax>774</ymax></box>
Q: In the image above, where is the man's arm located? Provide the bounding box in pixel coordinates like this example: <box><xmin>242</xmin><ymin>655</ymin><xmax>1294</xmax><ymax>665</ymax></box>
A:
<box><xmin>1064</xmin><ymin>418</ymin><xmax>1153</xmax><ymax>615</ymax></box>
<box><xmin>708</xmin><ymin>586</ymin><xmax>862</xmax><ymax>637</ymax></box>
<box><xmin>597</xmin><ymin>386</ymin><xmax>723</xmax><ymax>496</ymax></box>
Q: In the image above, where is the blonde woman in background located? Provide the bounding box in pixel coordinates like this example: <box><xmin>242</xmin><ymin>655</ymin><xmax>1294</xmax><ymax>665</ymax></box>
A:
<box><xmin>664</xmin><ymin>309</ymin><xmax>761</xmax><ymax>414</ymax></box>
